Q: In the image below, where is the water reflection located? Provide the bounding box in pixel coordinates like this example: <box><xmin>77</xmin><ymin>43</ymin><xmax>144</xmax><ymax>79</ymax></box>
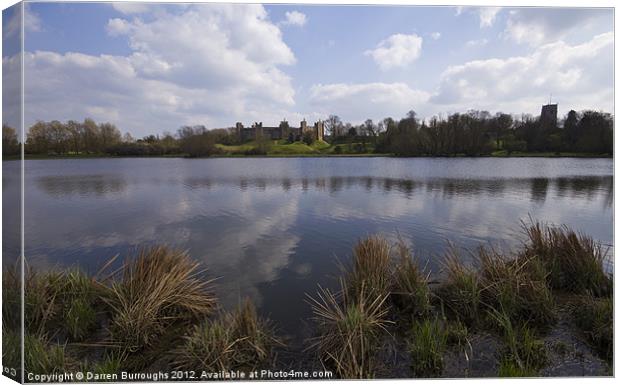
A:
<box><xmin>34</xmin><ymin>173</ymin><xmax>614</xmax><ymax>206</ymax></box>
<box><xmin>183</xmin><ymin>175</ymin><xmax>612</xmax><ymax>205</ymax></box>
<box><xmin>531</xmin><ymin>178</ymin><xmax>549</xmax><ymax>203</ymax></box>
<box><xmin>36</xmin><ymin>175</ymin><xmax>127</xmax><ymax>197</ymax></box>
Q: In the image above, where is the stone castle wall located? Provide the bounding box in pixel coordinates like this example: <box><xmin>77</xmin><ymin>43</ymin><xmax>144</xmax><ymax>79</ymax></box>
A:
<box><xmin>236</xmin><ymin>120</ymin><xmax>323</xmax><ymax>142</ymax></box>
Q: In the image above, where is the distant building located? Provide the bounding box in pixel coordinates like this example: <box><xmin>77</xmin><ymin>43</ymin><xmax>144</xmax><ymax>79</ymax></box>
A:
<box><xmin>540</xmin><ymin>104</ymin><xmax>558</xmax><ymax>128</ymax></box>
<box><xmin>235</xmin><ymin>119</ymin><xmax>324</xmax><ymax>142</ymax></box>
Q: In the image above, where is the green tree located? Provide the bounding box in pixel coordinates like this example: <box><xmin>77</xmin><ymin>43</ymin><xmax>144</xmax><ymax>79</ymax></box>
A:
<box><xmin>563</xmin><ymin>110</ymin><xmax>579</xmax><ymax>151</ymax></box>
<box><xmin>2</xmin><ymin>124</ymin><xmax>20</xmax><ymax>156</ymax></box>
<box><xmin>302</xmin><ymin>131</ymin><xmax>315</xmax><ymax>145</ymax></box>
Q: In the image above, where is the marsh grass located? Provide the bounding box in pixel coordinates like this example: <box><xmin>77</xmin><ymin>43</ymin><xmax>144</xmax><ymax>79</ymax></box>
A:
<box><xmin>105</xmin><ymin>246</ymin><xmax>216</xmax><ymax>352</ymax></box>
<box><xmin>228</xmin><ymin>299</ymin><xmax>281</xmax><ymax>368</ymax></box>
<box><xmin>2</xmin><ymin>330</ymin><xmax>21</xmax><ymax>373</ymax></box>
<box><xmin>172</xmin><ymin>319</ymin><xmax>234</xmax><ymax>371</ymax></box>
<box><xmin>435</xmin><ymin>247</ymin><xmax>481</xmax><ymax>327</ymax></box>
<box><xmin>89</xmin><ymin>353</ymin><xmax>124</xmax><ymax>375</ymax></box>
<box><xmin>2</xmin><ymin>266</ymin><xmax>21</xmax><ymax>331</ymax></box>
<box><xmin>407</xmin><ymin>318</ymin><xmax>447</xmax><ymax>377</ymax></box>
<box><xmin>54</xmin><ymin>270</ymin><xmax>100</xmax><ymax>341</ymax></box>
<box><xmin>66</xmin><ymin>298</ymin><xmax>97</xmax><ymax>341</ymax></box>
<box><xmin>306</xmin><ymin>280</ymin><xmax>391</xmax><ymax>378</ymax></box>
<box><xmin>172</xmin><ymin>299</ymin><xmax>280</xmax><ymax>371</ymax></box>
<box><xmin>24</xmin><ymin>333</ymin><xmax>70</xmax><ymax>375</ymax></box>
<box><xmin>24</xmin><ymin>270</ymin><xmax>61</xmax><ymax>335</ymax></box>
<box><xmin>488</xmin><ymin>308</ymin><xmax>547</xmax><ymax>376</ymax></box>
<box><xmin>444</xmin><ymin>320</ymin><xmax>469</xmax><ymax>347</ymax></box>
<box><xmin>5</xmin><ymin>265</ymin><xmax>100</xmax><ymax>341</ymax></box>
<box><xmin>498</xmin><ymin>360</ymin><xmax>536</xmax><ymax>377</ymax></box>
<box><xmin>391</xmin><ymin>239</ymin><xmax>431</xmax><ymax>317</ymax></box>
<box><xmin>523</xmin><ymin>222</ymin><xmax>611</xmax><ymax>297</ymax></box>
<box><xmin>572</xmin><ymin>295</ymin><xmax>613</xmax><ymax>362</ymax></box>
<box><xmin>478</xmin><ymin>248</ymin><xmax>555</xmax><ymax>328</ymax></box>
<box><xmin>6</xmin><ymin>248</ymin><xmax>287</xmax><ymax>376</ymax></box>
<box><xmin>345</xmin><ymin>235</ymin><xmax>392</xmax><ymax>300</ymax></box>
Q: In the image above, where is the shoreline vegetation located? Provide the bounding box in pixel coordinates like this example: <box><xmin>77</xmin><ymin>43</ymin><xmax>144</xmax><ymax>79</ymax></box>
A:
<box><xmin>2</xmin><ymin>221</ymin><xmax>613</xmax><ymax>380</ymax></box>
<box><xmin>2</xmin><ymin>108</ymin><xmax>613</xmax><ymax>160</ymax></box>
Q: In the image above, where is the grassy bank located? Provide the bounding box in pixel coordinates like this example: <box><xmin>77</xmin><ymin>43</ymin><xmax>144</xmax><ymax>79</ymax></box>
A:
<box><xmin>4</xmin><ymin>141</ymin><xmax>611</xmax><ymax>160</ymax></box>
<box><xmin>490</xmin><ymin>150</ymin><xmax>612</xmax><ymax>158</ymax></box>
<box><xmin>2</xmin><ymin>222</ymin><xmax>613</xmax><ymax>379</ymax></box>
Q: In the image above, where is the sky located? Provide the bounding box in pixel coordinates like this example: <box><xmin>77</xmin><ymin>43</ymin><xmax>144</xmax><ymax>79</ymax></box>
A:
<box><xmin>2</xmin><ymin>2</ymin><xmax>615</xmax><ymax>137</ymax></box>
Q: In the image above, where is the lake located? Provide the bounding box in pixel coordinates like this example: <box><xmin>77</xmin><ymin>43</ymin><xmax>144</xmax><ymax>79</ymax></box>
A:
<box><xmin>2</xmin><ymin>157</ymin><xmax>613</xmax><ymax>341</ymax></box>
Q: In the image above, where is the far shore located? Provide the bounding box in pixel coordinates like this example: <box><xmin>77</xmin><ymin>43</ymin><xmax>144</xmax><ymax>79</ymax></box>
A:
<box><xmin>2</xmin><ymin>151</ymin><xmax>613</xmax><ymax>161</ymax></box>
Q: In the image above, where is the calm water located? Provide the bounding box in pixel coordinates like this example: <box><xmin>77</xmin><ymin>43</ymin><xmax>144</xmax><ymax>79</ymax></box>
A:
<box><xmin>3</xmin><ymin>157</ymin><xmax>614</xmax><ymax>340</ymax></box>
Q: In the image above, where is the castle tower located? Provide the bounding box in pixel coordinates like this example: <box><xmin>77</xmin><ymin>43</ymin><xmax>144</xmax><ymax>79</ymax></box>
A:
<box><xmin>279</xmin><ymin>119</ymin><xmax>290</xmax><ymax>138</ymax></box>
<box><xmin>540</xmin><ymin>104</ymin><xmax>558</xmax><ymax>128</ymax></box>
<box><xmin>314</xmin><ymin>121</ymin><xmax>324</xmax><ymax>141</ymax></box>
<box><xmin>252</xmin><ymin>122</ymin><xmax>263</xmax><ymax>139</ymax></box>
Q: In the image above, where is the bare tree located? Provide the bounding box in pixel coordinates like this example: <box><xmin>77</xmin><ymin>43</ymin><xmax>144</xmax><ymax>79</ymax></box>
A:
<box><xmin>325</xmin><ymin>115</ymin><xmax>343</xmax><ymax>137</ymax></box>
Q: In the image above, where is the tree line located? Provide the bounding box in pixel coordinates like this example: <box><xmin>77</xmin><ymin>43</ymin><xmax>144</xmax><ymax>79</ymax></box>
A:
<box><xmin>1</xmin><ymin>108</ymin><xmax>613</xmax><ymax>158</ymax></box>
<box><xmin>324</xmin><ymin>109</ymin><xmax>613</xmax><ymax>156</ymax></box>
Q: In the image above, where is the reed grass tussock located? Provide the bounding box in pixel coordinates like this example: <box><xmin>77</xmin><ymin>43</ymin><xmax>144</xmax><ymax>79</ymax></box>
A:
<box><xmin>79</xmin><ymin>352</ymin><xmax>125</xmax><ymax>376</ymax></box>
<box><xmin>24</xmin><ymin>333</ymin><xmax>70</xmax><ymax>375</ymax></box>
<box><xmin>2</xmin><ymin>330</ymin><xmax>21</xmax><ymax>374</ymax></box>
<box><xmin>391</xmin><ymin>240</ymin><xmax>431</xmax><ymax>317</ymax></box>
<box><xmin>54</xmin><ymin>270</ymin><xmax>99</xmax><ymax>341</ymax></box>
<box><xmin>9</xmin><ymin>266</ymin><xmax>100</xmax><ymax>340</ymax></box>
<box><xmin>172</xmin><ymin>300</ymin><xmax>279</xmax><ymax>372</ymax></box>
<box><xmin>106</xmin><ymin>246</ymin><xmax>216</xmax><ymax>351</ymax></box>
<box><xmin>444</xmin><ymin>320</ymin><xmax>469</xmax><ymax>347</ymax></box>
<box><xmin>172</xmin><ymin>319</ymin><xmax>234</xmax><ymax>372</ymax></box>
<box><xmin>488</xmin><ymin>308</ymin><xmax>547</xmax><ymax>376</ymax></box>
<box><xmin>92</xmin><ymin>355</ymin><xmax>123</xmax><ymax>375</ymax></box>
<box><xmin>572</xmin><ymin>295</ymin><xmax>613</xmax><ymax>362</ymax></box>
<box><xmin>2</xmin><ymin>266</ymin><xmax>21</xmax><ymax>331</ymax></box>
<box><xmin>24</xmin><ymin>270</ymin><xmax>61</xmax><ymax>334</ymax></box>
<box><xmin>435</xmin><ymin>247</ymin><xmax>481</xmax><ymax>327</ymax></box>
<box><xmin>498</xmin><ymin>360</ymin><xmax>536</xmax><ymax>377</ymax></box>
<box><xmin>478</xmin><ymin>248</ymin><xmax>555</xmax><ymax>328</ymax></box>
<box><xmin>306</xmin><ymin>280</ymin><xmax>391</xmax><ymax>379</ymax></box>
<box><xmin>346</xmin><ymin>235</ymin><xmax>392</xmax><ymax>300</ymax></box>
<box><xmin>228</xmin><ymin>299</ymin><xmax>281</xmax><ymax>368</ymax></box>
<box><xmin>523</xmin><ymin>222</ymin><xmax>611</xmax><ymax>297</ymax></box>
<box><xmin>407</xmin><ymin>318</ymin><xmax>447</xmax><ymax>377</ymax></box>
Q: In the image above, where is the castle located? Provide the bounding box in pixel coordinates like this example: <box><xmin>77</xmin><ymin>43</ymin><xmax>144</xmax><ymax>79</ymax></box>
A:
<box><xmin>235</xmin><ymin>119</ymin><xmax>324</xmax><ymax>142</ymax></box>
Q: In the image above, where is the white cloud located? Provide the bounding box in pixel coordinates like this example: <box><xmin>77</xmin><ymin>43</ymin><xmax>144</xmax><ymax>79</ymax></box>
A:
<box><xmin>432</xmin><ymin>32</ymin><xmax>613</xmax><ymax>115</ymax></box>
<box><xmin>20</xmin><ymin>4</ymin><xmax>298</xmax><ymax>135</ymax></box>
<box><xmin>479</xmin><ymin>7</ymin><xmax>501</xmax><ymax>28</ymax></box>
<box><xmin>112</xmin><ymin>3</ymin><xmax>151</xmax><ymax>14</ymax></box>
<box><xmin>281</xmin><ymin>11</ymin><xmax>307</xmax><ymax>27</ymax></box>
<box><xmin>364</xmin><ymin>33</ymin><xmax>423</xmax><ymax>71</ymax></box>
<box><xmin>2</xmin><ymin>54</ymin><xmax>21</xmax><ymax>130</ymax></box>
<box><xmin>465</xmin><ymin>38</ymin><xmax>488</xmax><ymax>47</ymax></box>
<box><xmin>454</xmin><ymin>7</ymin><xmax>501</xmax><ymax>28</ymax></box>
<box><xmin>3</xmin><ymin>3</ymin><xmax>42</xmax><ymax>38</ymax></box>
<box><xmin>430</xmin><ymin>32</ymin><xmax>441</xmax><ymax>40</ymax></box>
<box><xmin>309</xmin><ymin>82</ymin><xmax>430</xmax><ymax>123</ymax></box>
<box><xmin>504</xmin><ymin>8</ymin><xmax>610</xmax><ymax>46</ymax></box>
<box><xmin>24</xmin><ymin>4</ymin><xmax>42</xmax><ymax>33</ymax></box>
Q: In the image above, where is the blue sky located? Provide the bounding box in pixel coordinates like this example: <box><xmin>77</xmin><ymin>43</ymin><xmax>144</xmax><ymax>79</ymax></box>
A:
<box><xmin>2</xmin><ymin>2</ymin><xmax>614</xmax><ymax>136</ymax></box>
